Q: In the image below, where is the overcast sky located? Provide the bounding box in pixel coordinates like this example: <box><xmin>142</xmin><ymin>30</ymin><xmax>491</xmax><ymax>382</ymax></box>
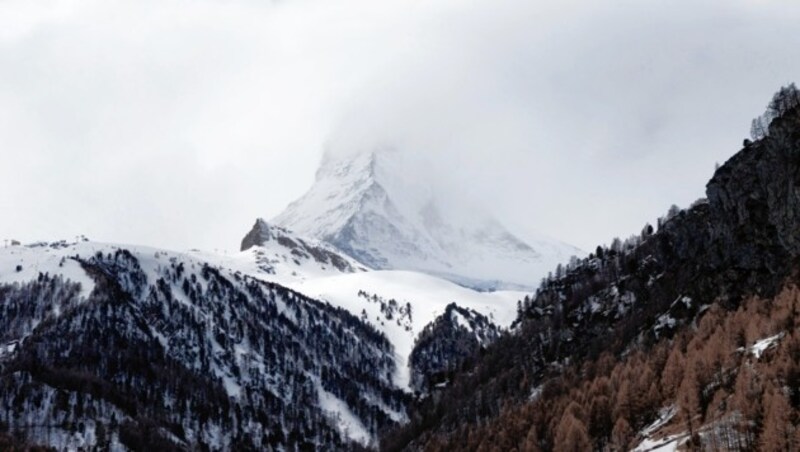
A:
<box><xmin>1</xmin><ymin>0</ymin><xmax>800</xmax><ymax>253</ymax></box>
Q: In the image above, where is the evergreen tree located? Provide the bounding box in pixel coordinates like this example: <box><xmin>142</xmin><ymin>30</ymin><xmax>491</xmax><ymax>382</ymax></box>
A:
<box><xmin>553</xmin><ymin>411</ymin><xmax>591</xmax><ymax>452</ymax></box>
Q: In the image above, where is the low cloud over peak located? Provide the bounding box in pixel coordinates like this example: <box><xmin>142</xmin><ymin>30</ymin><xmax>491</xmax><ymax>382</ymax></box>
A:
<box><xmin>1</xmin><ymin>0</ymin><xmax>799</xmax><ymax>252</ymax></box>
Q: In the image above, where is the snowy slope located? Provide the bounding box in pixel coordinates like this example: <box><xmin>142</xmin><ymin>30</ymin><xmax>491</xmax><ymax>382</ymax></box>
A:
<box><xmin>271</xmin><ymin>147</ymin><xmax>582</xmax><ymax>290</ymax></box>
<box><xmin>0</xmin><ymin>238</ymin><xmax>527</xmax><ymax>446</ymax></box>
<box><xmin>0</xmin><ymin>240</ymin><xmax>405</xmax><ymax>449</ymax></box>
<box><xmin>195</xmin><ymin>240</ymin><xmax>527</xmax><ymax>392</ymax></box>
<box><xmin>2</xmin><ymin>238</ymin><xmax>524</xmax><ymax>393</ymax></box>
<box><xmin>0</xmin><ymin>240</ymin><xmax>96</xmax><ymax>298</ymax></box>
<box><xmin>213</xmin><ymin>228</ymin><xmax>527</xmax><ymax>391</ymax></box>
<box><xmin>285</xmin><ymin>270</ymin><xmax>525</xmax><ymax>390</ymax></box>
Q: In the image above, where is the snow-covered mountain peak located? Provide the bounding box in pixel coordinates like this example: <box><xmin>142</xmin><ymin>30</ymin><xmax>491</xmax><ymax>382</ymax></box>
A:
<box><xmin>271</xmin><ymin>147</ymin><xmax>581</xmax><ymax>290</ymax></box>
<box><xmin>314</xmin><ymin>145</ymin><xmax>384</xmax><ymax>181</ymax></box>
<box><xmin>279</xmin><ymin>146</ymin><xmax>430</xmax><ymax>239</ymax></box>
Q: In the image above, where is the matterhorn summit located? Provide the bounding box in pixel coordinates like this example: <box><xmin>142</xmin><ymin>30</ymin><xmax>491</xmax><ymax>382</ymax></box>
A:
<box><xmin>270</xmin><ymin>147</ymin><xmax>580</xmax><ymax>290</ymax></box>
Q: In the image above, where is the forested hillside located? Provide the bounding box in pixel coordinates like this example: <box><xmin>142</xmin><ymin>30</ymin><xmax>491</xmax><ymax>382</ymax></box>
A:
<box><xmin>384</xmin><ymin>86</ymin><xmax>800</xmax><ymax>451</ymax></box>
<box><xmin>0</xmin><ymin>247</ymin><xmax>408</xmax><ymax>450</ymax></box>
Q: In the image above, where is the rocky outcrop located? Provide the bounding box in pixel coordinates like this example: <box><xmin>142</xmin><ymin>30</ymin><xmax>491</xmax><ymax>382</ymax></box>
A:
<box><xmin>706</xmin><ymin>112</ymin><xmax>800</xmax><ymax>272</ymax></box>
<box><xmin>240</xmin><ymin>218</ymin><xmax>272</xmax><ymax>251</ymax></box>
<box><xmin>653</xmin><ymin>106</ymin><xmax>800</xmax><ymax>303</ymax></box>
<box><xmin>240</xmin><ymin>218</ymin><xmax>364</xmax><ymax>273</ymax></box>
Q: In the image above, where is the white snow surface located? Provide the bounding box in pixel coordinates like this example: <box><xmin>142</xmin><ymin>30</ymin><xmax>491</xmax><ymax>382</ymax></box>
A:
<box><xmin>634</xmin><ymin>435</ymin><xmax>684</xmax><ymax>452</ymax></box>
<box><xmin>199</xmin><ymin>230</ymin><xmax>529</xmax><ymax>392</ymax></box>
<box><xmin>633</xmin><ymin>406</ymin><xmax>682</xmax><ymax>452</ymax></box>
<box><xmin>190</xmin><ymin>243</ymin><xmax>363</xmax><ymax>286</ymax></box>
<box><xmin>315</xmin><ymin>380</ymin><xmax>372</xmax><ymax>446</ymax></box>
<box><xmin>286</xmin><ymin>270</ymin><xmax>524</xmax><ymax>389</ymax></box>
<box><xmin>0</xmin><ymin>241</ymin><xmax>96</xmax><ymax>298</ymax></box>
<box><xmin>750</xmin><ymin>333</ymin><xmax>784</xmax><ymax>359</ymax></box>
<box><xmin>272</xmin><ymin>147</ymin><xmax>582</xmax><ymax>290</ymax></box>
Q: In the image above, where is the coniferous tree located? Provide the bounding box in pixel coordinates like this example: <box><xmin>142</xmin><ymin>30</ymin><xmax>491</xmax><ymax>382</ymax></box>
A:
<box><xmin>678</xmin><ymin>363</ymin><xmax>700</xmax><ymax>440</ymax></box>
<box><xmin>553</xmin><ymin>409</ymin><xmax>590</xmax><ymax>452</ymax></box>
<box><xmin>610</xmin><ymin>416</ymin><xmax>633</xmax><ymax>451</ymax></box>
<box><xmin>760</xmin><ymin>383</ymin><xmax>794</xmax><ymax>452</ymax></box>
<box><xmin>521</xmin><ymin>425</ymin><xmax>540</xmax><ymax>452</ymax></box>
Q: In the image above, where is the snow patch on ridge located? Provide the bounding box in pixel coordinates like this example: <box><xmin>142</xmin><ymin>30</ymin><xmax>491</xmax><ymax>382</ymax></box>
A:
<box><xmin>0</xmin><ymin>241</ymin><xmax>95</xmax><ymax>298</ymax></box>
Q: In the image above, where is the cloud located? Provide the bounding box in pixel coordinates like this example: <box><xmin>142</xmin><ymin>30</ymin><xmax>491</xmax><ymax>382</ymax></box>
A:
<box><xmin>1</xmin><ymin>0</ymin><xmax>800</xmax><ymax>252</ymax></box>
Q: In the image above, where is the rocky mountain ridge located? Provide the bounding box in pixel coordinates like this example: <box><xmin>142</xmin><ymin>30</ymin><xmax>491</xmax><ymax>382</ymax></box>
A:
<box><xmin>239</xmin><ymin>218</ymin><xmax>367</xmax><ymax>278</ymax></box>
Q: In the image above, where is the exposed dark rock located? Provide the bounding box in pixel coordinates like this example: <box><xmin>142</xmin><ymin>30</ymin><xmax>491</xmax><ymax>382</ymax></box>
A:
<box><xmin>240</xmin><ymin>218</ymin><xmax>274</xmax><ymax>251</ymax></box>
<box><xmin>240</xmin><ymin>218</ymin><xmax>361</xmax><ymax>273</ymax></box>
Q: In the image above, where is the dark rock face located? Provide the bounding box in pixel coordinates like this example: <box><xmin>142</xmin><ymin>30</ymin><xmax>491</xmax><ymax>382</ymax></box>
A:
<box><xmin>642</xmin><ymin>107</ymin><xmax>800</xmax><ymax>307</ymax></box>
<box><xmin>240</xmin><ymin>218</ymin><xmax>273</xmax><ymax>251</ymax></box>
<box><xmin>240</xmin><ymin>219</ymin><xmax>361</xmax><ymax>273</ymax></box>
<box><xmin>706</xmin><ymin>114</ymin><xmax>800</xmax><ymax>274</ymax></box>
<box><xmin>653</xmin><ymin>107</ymin><xmax>800</xmax><ymax>303</ymax></box>
<box><xmin>537</xmin><ymin>108</ymin><xmax>800</xmax><ymax>355</ymax></box>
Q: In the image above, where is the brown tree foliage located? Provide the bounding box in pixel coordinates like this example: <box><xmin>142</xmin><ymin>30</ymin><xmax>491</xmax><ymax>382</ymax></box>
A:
<box><xmin>404</xmin><ymin>282</ymin><xmax>800</xmax><ymax>451</ymax></box>
<box><xmin>553</xmin><ymin>412</ymin><xmax>591</xmax><ymax>452</ymax></box>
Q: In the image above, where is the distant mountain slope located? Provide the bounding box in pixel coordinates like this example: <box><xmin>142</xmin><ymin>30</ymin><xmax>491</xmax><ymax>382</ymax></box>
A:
<box><xmin>271</xmin><ymin>147</ymin><xmax>581</xmax><ymax>290</ymax></box>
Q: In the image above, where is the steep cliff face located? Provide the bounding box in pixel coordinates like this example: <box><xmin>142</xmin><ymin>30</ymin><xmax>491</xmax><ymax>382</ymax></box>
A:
<box><xmin>653</xmin><ymin>107</ymin><xmax>800</xmax><ymax>304</ymax></box>
<box><xmin>706</xmin><ymin>114</ymin><xmax>800</xmax><ymax>273</ymax></box>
